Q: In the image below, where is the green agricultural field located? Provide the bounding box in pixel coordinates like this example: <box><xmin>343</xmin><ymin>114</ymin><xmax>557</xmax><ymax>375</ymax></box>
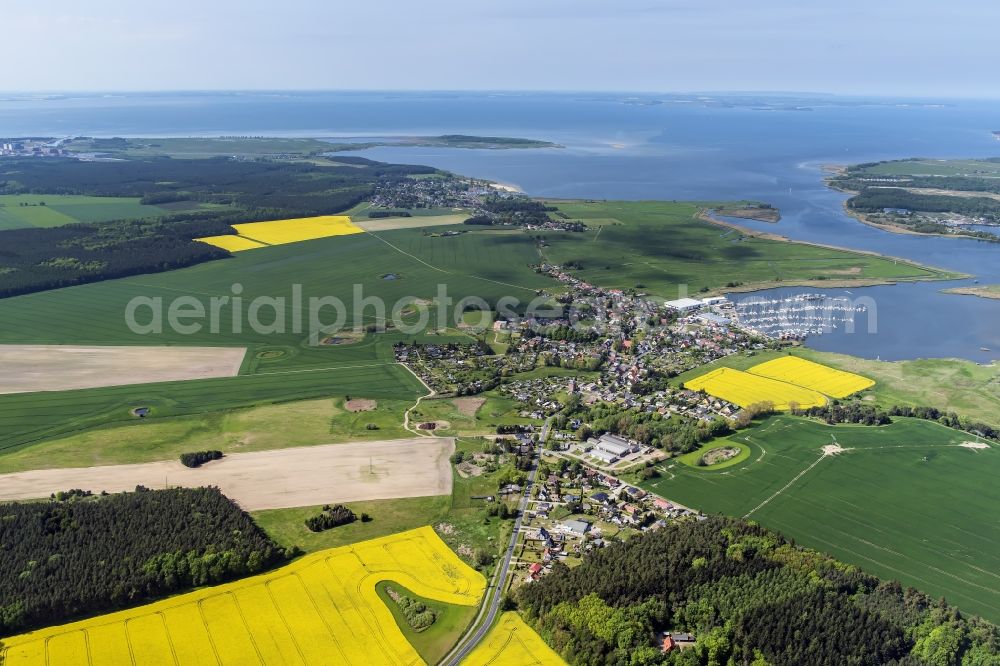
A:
<box><xmin>538</xmin><ymin>200</ymin><xmax>952</xmax><ymax>296</ymax></box>
<box><xmin>0</xmin><ymin>212</ymin><xmax>557</xmax><ymax>463</ymax></box>
<box><xmin>0</xmin><ymin>194</ymin><xmax>191</xmax><ymax>230</ymax></box>
<box><xmin>0</xmin><ymin>363</ymin><xmax>424</xmax><ymax>459</ymax></box>
<box><xmin>643</xmin><ymin>415</ymin><xmax>1000</xmax><ymax>622</ymax></box>
<box><xmin>0</xmin><ymin>396</ymin><xmax>415</xmax><ymax>473</ymax></box>
<box><xmin>0</xmin><ymin>226</ymin><xmax>551</xmax><ymax>366</ymax></box>
<box><xmin>673</xmin><ymin>348</ymin><xmax>1000</xmax><ymax>428</ymax></box>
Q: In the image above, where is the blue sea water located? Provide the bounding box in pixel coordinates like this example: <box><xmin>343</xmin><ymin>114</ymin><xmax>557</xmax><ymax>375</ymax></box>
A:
<box><xmin>1</xmin><ymin>91</ymin><xmax>998</xmax><ymax>361</ymax></box>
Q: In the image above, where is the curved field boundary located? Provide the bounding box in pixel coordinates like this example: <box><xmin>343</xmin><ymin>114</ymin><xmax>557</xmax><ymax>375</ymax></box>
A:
<box><xmin>461</xmin><ymin>612</ymin><xmax>565</xmax><ymax>666</ymax></box>
<box><xmin>1</xmin><ymin>526</ymin><xmax>486</xmax><ymax>666</ymax></box>
<box><xmin>677</xmin><ymin>441</ymin><xmax>751</xmax><ymax>470</ymax></box>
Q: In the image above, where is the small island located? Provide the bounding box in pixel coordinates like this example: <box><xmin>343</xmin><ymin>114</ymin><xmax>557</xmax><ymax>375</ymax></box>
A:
<box><xmin>942</xmin><ymin>284</ymin><xmax>1000</xmax><ymax>300</ymax></box>
<box><xmin>713</xmin><ymin>202</ymin><xmax>781</xmax><ymax>223</ymax></box>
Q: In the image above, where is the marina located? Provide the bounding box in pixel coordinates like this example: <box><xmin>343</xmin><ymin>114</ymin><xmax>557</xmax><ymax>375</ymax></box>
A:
<box><xmin>730</xmin><ymin>293</ymin><xmax>870</xmax><ymax>341</ymax></box>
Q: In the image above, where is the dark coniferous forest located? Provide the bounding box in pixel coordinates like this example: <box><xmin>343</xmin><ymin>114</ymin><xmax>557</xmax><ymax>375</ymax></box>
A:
<box><xmin>0</xmin><ymin>486</ymin><xmax>293</xmax><ymax>635</ymax></box>
<box><xmin>0</xmin><ymin>156</ymin><xmax>438</xmax><ymax>297</ymax></box>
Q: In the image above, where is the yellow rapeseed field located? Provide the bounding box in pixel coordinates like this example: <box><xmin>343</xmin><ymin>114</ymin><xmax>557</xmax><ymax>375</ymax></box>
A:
<box><xmin>194</xmin><ymin>234</ymin><xmax>268</xmax><ymax>252</ymax></box>
<box><xmin>234</xmin><ymin>215</ymin><xmax>362</xmax><ymax>245</ymax></box>
<box><xmin>747</xmin><ymin>356</ymin><xmax>875</xmax><ymax>398</ymax></box>
<box><xmin>195</xmin><ymin>215</ymin><xmax>363</xmax><ymax>252</ymax></box>
<box><xmin>684</xmin><ymin>367</ymin><xmax>827</xmax><ymax>410</ymax></box>
<box><xmin>463</xmin><ymin>612</ymin><xmax>566</xmax><ymax>666</ymax></box>
<box><xmin>1</xmin><ymin>526</ymin><xmax>485</xmax><ymax>666</ymax></box>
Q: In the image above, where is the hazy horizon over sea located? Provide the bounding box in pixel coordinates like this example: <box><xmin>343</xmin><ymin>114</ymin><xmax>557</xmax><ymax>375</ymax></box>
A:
<box><xmin>2</xmin><ymin>90</ymin><xmax>998</xmax><ymax>361</ymax></box>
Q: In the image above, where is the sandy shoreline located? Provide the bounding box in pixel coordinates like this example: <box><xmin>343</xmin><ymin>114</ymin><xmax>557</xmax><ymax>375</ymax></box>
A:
<box><xmin>489</xmin><ymin>181</ymin><xmax>523</xmax><ymax>193</ymax></box>
<box><xmin>941</xmin><ymin>285</ymin><xmax>1000</xmax><ymax>300</ymax></box>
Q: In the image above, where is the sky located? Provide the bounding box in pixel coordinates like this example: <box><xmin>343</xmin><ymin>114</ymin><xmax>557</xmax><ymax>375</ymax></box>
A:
<box><xmin>3</xmin><ymin>0</ymin><xmax>998</xmax><ymax>97</ymax></box>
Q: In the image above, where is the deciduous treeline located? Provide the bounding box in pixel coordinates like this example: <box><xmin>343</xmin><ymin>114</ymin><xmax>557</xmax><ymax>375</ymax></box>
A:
<box><xmin>517</xmin><ymin>516</ymin><xmax>1000</xmax><ymax>665</ymax></box>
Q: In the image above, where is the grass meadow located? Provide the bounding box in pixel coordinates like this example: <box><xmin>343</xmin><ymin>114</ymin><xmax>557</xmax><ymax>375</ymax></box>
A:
<box><xmin>375</xmin><ymin>580</ymin><xmax>479</xmax><ymax>665</ymax></box>
<box><xmin>539</xmin><ymin>200</ymin><xmax>950</xmax><ymax>296</ymax></box>
<box><xmin>643</xmin><ymin>415</ymin><xmax>1000</xmax><ymax>622</ymax></box>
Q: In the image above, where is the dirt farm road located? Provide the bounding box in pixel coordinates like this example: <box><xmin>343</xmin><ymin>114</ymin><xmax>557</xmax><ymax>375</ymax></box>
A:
<box><xmin>0</xmin><ymin>437</ymin><xmax>454</xmax><ymax>510</ymax></box>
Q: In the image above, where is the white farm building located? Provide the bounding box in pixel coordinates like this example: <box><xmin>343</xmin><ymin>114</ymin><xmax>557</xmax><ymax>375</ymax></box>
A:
<box><xmin>589</xmin><ymin>448</ymin><xmax>618</xmax><ymax>464</ymax></box>
<box><xmin>597</xmin><ymin>434</ymin><xmax>635</xmax><ymax>457</ymax></box>
<box><xmin>664</xmin><ymin>297</ymin><xmax>704</xmax><ymax>312</ymax></box>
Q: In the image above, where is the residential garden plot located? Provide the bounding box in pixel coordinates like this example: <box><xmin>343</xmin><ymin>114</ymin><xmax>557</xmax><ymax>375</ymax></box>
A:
<box><xmin>683</xmin><ymin>367</ymin><xmax>826</xmax><ymax>410</ymax></box>
<box><xmin>0</xmin><ymin>527</ymin><xmax>486</xmax><ymax>666</ymax></box>
<box><xmin>643</xmin><ymin>416</ymin><xmax>1000</xmax><ymax>623</ymax></box>
<box><xmin>0</xmin><ymin>345</ymin><xmax>246</xmax><ymax>394</ymax></box>
<box><xmin>747</xmin><ymin>356</ymin><xmax>874</xmax><ymax>398</ymax></box>
<box><xmin>0</xmin><ymin>437</ymin><xmax>454</xmax><ymax>510</ymax></box>
<box><xmin>463</xmin><ymin>612</ymin><xmax>566</xmax><ymax>666</ymax></box>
